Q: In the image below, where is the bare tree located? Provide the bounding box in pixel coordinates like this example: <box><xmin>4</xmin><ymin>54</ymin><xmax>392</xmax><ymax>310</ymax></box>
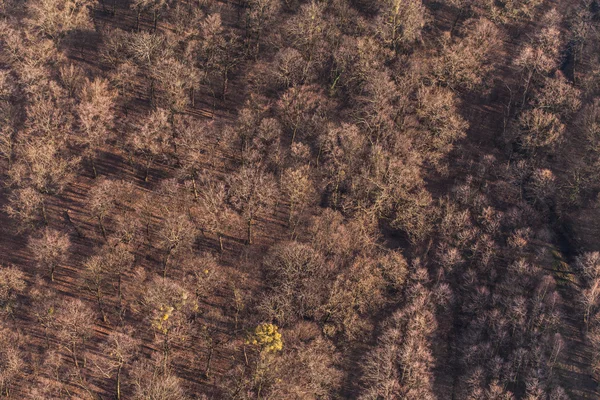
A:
<box><xmin>87</xmin><ymin>178</ymin><xmax>118</xmax><ymax>240</ymax></box>
<box><xmin>83</xmin><ymin>254</ymin><xmax>111</xmax><ymax>322</ymax></box>
<box><xmin>28</xmin><ymin>228</ymin><xmax>71</xmax><ymax>281</ymax></box>
<box><xmin>517</xmin><ymin>108</ymin><xmax>565</xmax><ymax>150</ymax></box>
<box><xmin>269</xmin><ymin>47</ymin><xmax>305</xmax><ymax>89</ymax></box>
<box><xmin>54</xmin><ymin>298</ymin><xmax>95</xmax><ymax>369</ymax></box>
<box><xmin>26</xmin><ymin>0</ymin><xmax>96</xmax><ymax>41</ymax></box>
<box><xmin>9</xmin><ymin>136</ymin><xmax>80</xmax><ymax>195</ymax></box>
<box><xmin>265</xmin><ymin>325</ymin><xmax>342</xmax><ymax>398</ymax></box>
<box><xmin>156</xmin><ymin>209</ymin><xmax>196</xmax><ymax>278</ymax></box>
<box><xmin>0</xmin><ymin>70</ymin><xmax>18</xmax><ymax>168</ymax></box>
<box><xmin>58</xmin><ymin>63</ymin><xmax>84</xmax><ymax>98</ymax></box>
<box><xmin>486</xmin><ymin>0</ymin><xmax>542</xmax><ymax>23</ymax></box>
<box><xmin>535</xmin><ymin>74</ymin><xmax>581</xmax><ymax>117</ymax></box>
<box><xmin>260</xmin><ymin>241</ymin><xmax>329</xmax><ymax>325</ymax></box>
<box><xmin>415</xmin><ymin>85</ymin><xmax>468</xmax><ymax>164</ymax></box>
<box><xmin>245</xmin><ymin>0</ymin><xmax>280</xmax><ymax>57</ymax></box>
<box><xmin>182</xmin><ymin>252</ymin><xmax>221</xmax><ymax>302</ymax></box>
<box><xmin>227</xmin><ymin>166</ymin><xmax>278</xmax><ymax>244</ymax></box>
<box><xmin>141</xmin><ymin>276</ymin><xmax>195</xmax><ymax>370</ymax></box>
<box><xmin>153</xmin><ymin>56</ymin><xmax>197</xmax><ymax>115</ymax></box>
<box><xmin>5</xmin><ymin>186</ymin><xmax>46</xmax><ymax>229</ymax></box>
<box><xmin>199</xmin><ymin>13</ymin><xmax>242</xmax><ymax>99</ymax></box>
<box><xmin>174</xmin><ymin>116</ymin><xmax>213</xmax><ymax>194</ymax></box>
<box><xmin>131</xmin><ymin>358</ymin><xmax>188</xmax><ymax>400</ymax></box>
<box><xmin>375</xmin><ymin>0</ymin><xmax>427</xmax><ymax>52</ymax></box>
<box><xmin>98</xmin><ymin>330</ymin><xmax>139</xmax><ymax>400</ymax></box>
<box><xmin>130</xmin><ymin>0</ymin><xmax>169</xmax><ymax>31</ymax></box>
<box><xmin>577</xmin><ymin>252</ymin><xmax>600</xmax><ymax>330</ymax></box>
<box><xmin>104</xmin><ymin>242</ymin><xmax>135</xmax><ymax>306</ymax></box>
<box><xmin>76</xmin><ymin>77</ymin><xmax>117</xmax><ymax>177</ymax></box>
<box><xmin>110</xmin><ymin>60</ymin><xmax>139</xmax><ymax>101</ymax></box>
<box><xmin>284</xmin><ymin>1</ymin><xmax>329</xmax><ymax>81</ymax></box>
<box><xmin>359</xmin><ymin>276</ymin><xmax>437</xmax><ymax>399</ymax></box>
<box><xmin>514</xmin><ymin>10</ymin><xmax>562</xmax><ymax>106</ymax></box>
<box><xmin>277</xmin><ymin>85</ymin><xmax>327</xmax><ymax>145</ymax></box>
<box><xmin>434</xmin><ymin>18</ymin><xmax>500</xmax><ymax>89</ymax></box>
<box><xmin>324</xmin><ymin>253</ymin><xmax>407</xmax><ymax>340</ymax></box>
<box><xmin>29</xmin><ymin>278</ymin><xmax>59</xmax><ymax>348</ymax></box>
<box><xmin>280</xmin><ymin>165</ymin><xmax>314</xmax><ymax>229</ymax></box>
<box><xmin>196</xmin><ymin>175</ymin><xmax>232</xmax><ymax>252</ymax></box>
<box><xmin>127</xmin><ymin>31</ymin><xmax>168</xmax><ymax>68</ymax></box>
<box><xmin>0</xmin><ymin>265</ymin><xmax>26</xmax><ymax>319</ymax></box>
<box><xmin>130</xmin><ymin>108</ymin><xmax>172</xmax><ymax>181</ymax></box>
<box><xmin>0</xmin><ymin>324</ymin><xmax>24</xmax><ymax>396</ymax></box>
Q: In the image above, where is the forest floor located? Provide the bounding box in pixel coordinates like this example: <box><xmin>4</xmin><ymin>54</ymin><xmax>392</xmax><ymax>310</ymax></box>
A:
<box><xmin>1</xmin><ymin>0</ymin><xmax>599</xmax><ymax>398</ymax></box>
<box><xmin>0</xmin><ymin>0</ymin><xmax>282</xmax><ymax>398</ymax></box>
<box><xmin>425</xmin><ymin>0</ymin><xmax>600</xmax><ymax>397</ymax></box>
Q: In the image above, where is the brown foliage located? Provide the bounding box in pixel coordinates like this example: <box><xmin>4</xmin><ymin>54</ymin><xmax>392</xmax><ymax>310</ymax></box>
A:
<box><xmin>325</xmin><ymin>252</ymin><xmax>408</xmax><ymax>340</ymax></box>
<box><xmin>26</xmin><ymin>0</ymin><xmax>95</xmax><ymax>40</ymax></box>
<box><xmin>130</xmin><ymin>108</ymin><xmax>172</xmax><ymax>180</ymax></box>
<box><xmin>28</xmin><ymin>228</ymin><xmax>71</xmax><ymax>281</ymax></box>
<box><xmin>0</xmin><ymin>0</ymin><xmax>594</xmax><ymax>398</ymax></box>
<box><xmin>227</xmin><ymin>166</ymin><xmax>278</xmax><ymax>244</ymax></box>
<box><xmin>0</xmin><ymin>266</ymin><xmax>26</xmax><ymax>318</ymax></box>
<box><xmin>517</xmin><ymin>108</ymin><xmax>565</xmax><ymax>150</ymax></box>
<box><xmin>375</xmin><ymin>0</ymin><xmax>427</xmax><ymax>52</ymax></box>
<box><xmin>260</xmin><ymin>241</ymin><xmax>330</xmax><ymax>325</ymax></box>
<box><xmin>9</xmin><ymin>135</ymin><xmax>80</xmax><ymax>195</ymax></box>
<box><xmin>76</xmin><ymin>77</ymin><xmax>117</xmax><ymax>174</ymax></box>
<box><xmin>130</xmin><ymin>359</ymin><xmax>188</xmax><ymax>400</ymax></box>
<box><xmin>434</xmin><ymin>18</ymin><xmax>500</xmax><ymax>89</ymax></box>
<box><xmin>268</xmin><ymin>323</ymin><xmax>342</xmax><ymax>399</ymax></box>
<box><xmin>0</xmin><ymin>324</ymin><xmax>24</xmax><ymax>396</ymax></box>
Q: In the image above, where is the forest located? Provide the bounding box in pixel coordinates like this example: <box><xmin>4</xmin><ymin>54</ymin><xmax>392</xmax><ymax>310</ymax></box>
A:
<box><xmin>1</xmin><ymin>0</ymin><xmax>600</xmax><ymax>398</ymax></box>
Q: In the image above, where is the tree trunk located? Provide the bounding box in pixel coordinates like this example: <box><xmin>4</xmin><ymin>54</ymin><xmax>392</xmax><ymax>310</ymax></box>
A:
<box><xmin>98</xmin><ymin>216</ymin><xmax>107</xmax><ymax>240</ymax></box>
<box><xmin>144</xmin><ymin>160</ymin><xmax>152</xmax><ymax>182</ymax></box>
<box><xmin>521</xmin><ymin>69</ymin><xmax>534</xmax><ymax>108</ymax></box>
<box><xmin>146</xmin><ymin>220</ymin><xmax>151</xmax><ymax>246</ymax></box>
<box><xmin>219</xmin><ymin>234</ymin><xmax>224</xmax><ymax>252</ymax></box>
<box><xmin>192</xmin><ymin>176</ymin><xmax>199</xmax><ymax>200</ymax></box>
<box><xmin>255</xmin><ymin>30</ymin><xmax>261</xmax><ymax>60</ymax></box>
<box><xmin>288</xmin><ymin>202</ymin><xmax>294</xmax><ymax>225</ymax></box>
<box><xmin>163</xmin><ymin>249</ymin><xmax>172</xmax><ymax>278</ymax></box>
<box><xmin>150</xmin><ymin>79</ymin><xmax>155</xmax><ymax>108</ymax></box>
<box><xmin>162</xmin><ymin>334</ymin><xmax>169</xmax><ymax>372</ymax></box>
<box><xmin>97</xmin><ymin>287</ymin><xmax>107</xmax><ymax>323</ymax></box>
<box><xmin>222</xmin><ymin>70</ymin><xmax>229</xmax><ymax>100</ymax></box>
<box><xmin>291</xmin><ymin>125</ymin><xmax>298</xmax><ymax>146</ymax></box>
<box><xmin>116</xmin><ymin>364</ymin><xmax>122</xmax><ymax>400</ymax></box>
<box><xmin>246</xmin><ymin>219</ymin><xmax>252</xmax><ymax>245</ymax></box>
<box><xmin>71</xmin><ymin>343</ymin><xmax>80</xmax><ymax>369</ymax></box>
<box><xmin>117</xmin><ymin>273</ymin><xmax>122</xmax><ymax>306</ymax></box>
<box><xmin>44</xmin><ymin>326</ymin><xmax>50</xmax><ymax>349</ymax></box>
<box><xmin>42</xmin><ymin>200</ymin><xmax>48</xmax><ymax>225</ymax></box>
<box><xmin>450</xmin><ymin>8</ymin><xmax>464</xmax><ymax>38</ymax></box>
<box><xmin>51</xmin><ymin>264</ymin><xmax>56</xmax><ymax>282</ymax></box>
<box><xmin>204</xmin><ymin>346</ymin><xmax>214</xmax><ymax>378</ymax></box>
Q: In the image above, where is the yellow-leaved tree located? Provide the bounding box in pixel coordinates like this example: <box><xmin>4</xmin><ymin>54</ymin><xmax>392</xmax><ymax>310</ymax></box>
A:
<box><xmin>250</xmin><ymin>323</ymin><xmax>283</xmax><ymax>353</ymax></box>
<box><xmin>245</xmin><ymin>323</ymin><xmax>284</xmax><ymax>398</ymax></box>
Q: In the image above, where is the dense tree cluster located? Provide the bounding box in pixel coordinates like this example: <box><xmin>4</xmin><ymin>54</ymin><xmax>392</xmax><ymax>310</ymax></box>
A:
<box><xmin>0</xmin><ymin>0</ymin><xmax>599</xmax><ymax>398</ymax></box>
